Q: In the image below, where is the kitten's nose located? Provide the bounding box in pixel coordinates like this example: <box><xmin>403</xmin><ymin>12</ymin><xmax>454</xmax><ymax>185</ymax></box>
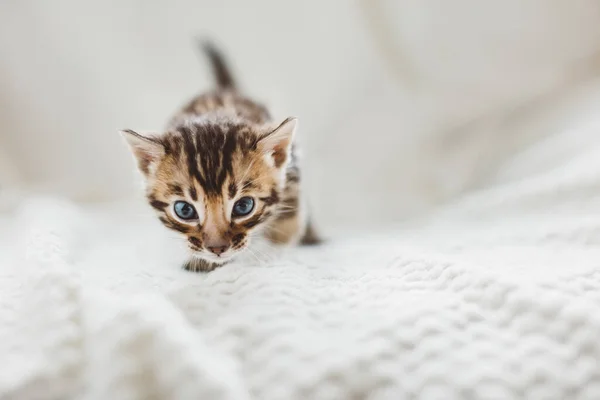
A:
<box><xmin>203</xmin><ymin>228</ymin><xmax>230</xmax><ymax>256</ymax></box>
<box><xmin>207</xmin><ymin>244</ymin><xmax>229</xmax><ymax>256</ymax></box>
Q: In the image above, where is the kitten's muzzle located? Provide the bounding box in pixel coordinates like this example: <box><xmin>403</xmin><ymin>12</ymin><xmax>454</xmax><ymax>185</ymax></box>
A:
<box><xmin>207</xmin><ymin>244</ymin><xmax>229</xmax><ymax>256</ymax></box>
<box><xmin>203</xmin><ymin>233</ymin><xmax>230</xmax><ymax>256</ymax></box>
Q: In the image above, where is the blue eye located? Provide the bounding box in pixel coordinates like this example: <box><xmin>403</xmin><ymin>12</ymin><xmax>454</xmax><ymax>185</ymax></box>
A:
<box><xmin>174</xmin><ymin>201</ymin><xmax>197</xmax><ymax>220</ymax></box>
<box><xmin>232</xmin><ymin>197</ymin><xmax>254</xmax><ymax>217</ymax></box>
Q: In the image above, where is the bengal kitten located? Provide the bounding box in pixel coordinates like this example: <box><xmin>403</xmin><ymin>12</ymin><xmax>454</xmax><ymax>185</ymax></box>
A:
<box><xmin>121</xmin><ymin>42</ymin><xmax>320</xmax><ymax>272</ymax></box>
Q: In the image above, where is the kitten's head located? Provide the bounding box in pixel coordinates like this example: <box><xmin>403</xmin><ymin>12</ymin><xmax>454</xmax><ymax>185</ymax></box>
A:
<box><xmin>121</xmin><ymin>116</ymin><xmax>296</xmax><ymax>264</ymax></box>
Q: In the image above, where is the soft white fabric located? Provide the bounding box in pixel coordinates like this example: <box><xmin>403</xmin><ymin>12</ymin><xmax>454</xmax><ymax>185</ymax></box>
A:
<box><xmin>4</xmin><ymin>96</ymin><xmax>600</xmax><ymax>399</ymax></box>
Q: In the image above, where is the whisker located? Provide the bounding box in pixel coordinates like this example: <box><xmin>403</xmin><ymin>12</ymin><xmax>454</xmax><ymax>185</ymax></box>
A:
<box><xmin>256</xmin><ymin>237</ymin><xmax>278</xmax><ymax>248</ymax></box>
<box><xmin>247</xmin><ymin>247</ymin><xmax>266</xmax><ymax>265</ymax></box>
<box><xmin>251</xmin><ymin>245</ymin><xmax>274</xmax><ymax>262</ymax></box>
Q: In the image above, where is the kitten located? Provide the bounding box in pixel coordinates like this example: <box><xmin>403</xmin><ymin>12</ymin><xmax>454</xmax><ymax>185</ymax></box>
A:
<box><xmin>121</xmin><ymin>42</ymin><xmax>320</xmax><ymax>272</ymax></box>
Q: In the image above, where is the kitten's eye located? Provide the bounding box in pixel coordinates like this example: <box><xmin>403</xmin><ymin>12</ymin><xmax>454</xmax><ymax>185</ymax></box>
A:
<box><xmin>232</xmin><ymin>197</ymin><xmax>255</xmax><ymax>217</ymax></box>
<box><xmin>174</xmin><ymin>201</ymin><xmax>197</xmax><ymax>220</ymax></box>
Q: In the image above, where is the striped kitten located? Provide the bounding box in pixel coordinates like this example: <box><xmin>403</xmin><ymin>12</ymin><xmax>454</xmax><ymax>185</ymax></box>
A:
<box><xmin>121</xmin><ymin>43</ymin><xmax>319</xmax><ymax>272</ymax></box>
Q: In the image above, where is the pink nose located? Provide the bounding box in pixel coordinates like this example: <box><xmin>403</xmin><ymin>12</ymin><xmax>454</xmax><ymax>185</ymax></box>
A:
<box><xmin>207</xmin><ymin>245</ymin><xmax>228</xmax><ymax>256</ymax></box>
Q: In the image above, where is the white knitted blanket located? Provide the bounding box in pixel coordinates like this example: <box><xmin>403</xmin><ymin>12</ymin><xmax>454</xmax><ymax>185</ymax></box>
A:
<box><xmin>4</xmin><ymin>115</ymin><xmax>600</xmax><ymax>399</ymax></box>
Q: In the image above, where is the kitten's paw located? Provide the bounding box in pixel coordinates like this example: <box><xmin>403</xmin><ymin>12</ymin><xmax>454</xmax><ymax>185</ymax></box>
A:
<box><xmin>183</xmin><ymin>258</ymin><xmax>226</xmax><ymax>272</ymax></box>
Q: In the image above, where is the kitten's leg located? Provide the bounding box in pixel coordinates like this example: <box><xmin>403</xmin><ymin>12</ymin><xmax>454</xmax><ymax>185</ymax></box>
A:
<box><xmin>266</xmin><ymin>146</ymin><xmax>322</xmax><ymax>245</ymax></box>
<box><xmin>183</xmin><ymin>258</ymin><xmax>224</xmax><ymax>272</ymax></box>
<box><xmin>265</xmin><ymin>212</ymin><xmax>322</xmax><ymax>245</ymax></box>
<box><xmin>265</xmin><ymin>186</ymin><xmax>322</xmax><ymax>245</ymax></box>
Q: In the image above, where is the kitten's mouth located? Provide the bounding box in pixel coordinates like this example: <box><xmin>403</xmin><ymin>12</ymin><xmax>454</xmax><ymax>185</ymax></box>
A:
<box><xmin>192</xmin><ymin>251</ymin><xmax>236</xmax><ymax>264</ymax></box>
<box><xmin>185</xmin><ymin>250</ymin><xmax>241</xmax><ymax>272</ymax></box>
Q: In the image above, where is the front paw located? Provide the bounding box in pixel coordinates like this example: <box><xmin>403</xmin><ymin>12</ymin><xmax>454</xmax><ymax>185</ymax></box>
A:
<box><xmin>183</xmin><ymin>258</ymin><xmax>226</xmax><ymax>272</ymax></box>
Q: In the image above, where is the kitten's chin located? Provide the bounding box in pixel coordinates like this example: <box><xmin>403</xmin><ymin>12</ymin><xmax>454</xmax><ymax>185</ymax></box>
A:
<box><xmin>192</xmin><ymin>251</ymin><xmax>236</xmax><ymax>265</ymax></box>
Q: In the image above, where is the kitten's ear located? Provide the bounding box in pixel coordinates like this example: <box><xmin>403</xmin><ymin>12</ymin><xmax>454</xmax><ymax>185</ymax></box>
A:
<box><xmin>120</xmin><ymin>129</ymin><xmax>165</xmax><ymax>175</ymax></box>
<box><xmin>258</xmin><ymin>117</ymin><xmax>297</xmax><ymax>168</ymax></box>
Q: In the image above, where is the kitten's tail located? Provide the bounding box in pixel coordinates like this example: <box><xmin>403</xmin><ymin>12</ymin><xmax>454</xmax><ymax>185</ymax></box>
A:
<box><xmin>200</xmin><ymin>40</ymin><xmax>236</xmax><ymax>90</ymax></box>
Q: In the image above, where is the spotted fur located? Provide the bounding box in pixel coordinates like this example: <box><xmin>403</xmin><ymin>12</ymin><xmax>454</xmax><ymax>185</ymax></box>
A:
<box><xmin>121</xmin><ymin>42</ymin><xmax>319</xmax><ymax>271</ymax></box>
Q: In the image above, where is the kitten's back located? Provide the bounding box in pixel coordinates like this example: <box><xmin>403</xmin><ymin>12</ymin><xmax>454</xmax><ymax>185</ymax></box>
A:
<box><xmin>169</xmin><ymin>42</ymin><xmax>270</xmax><ymax>127</ymax></box>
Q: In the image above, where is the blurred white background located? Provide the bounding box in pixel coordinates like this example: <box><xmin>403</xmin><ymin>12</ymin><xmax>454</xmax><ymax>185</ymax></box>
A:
<box><xmin>2</xmin><ymin>0</ymin><xmax>600</xmax><ymax>229</ymax></box>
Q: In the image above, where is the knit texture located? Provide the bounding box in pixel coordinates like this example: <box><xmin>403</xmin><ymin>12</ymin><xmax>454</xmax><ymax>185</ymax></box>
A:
<box><xmin>3</xmin><ymin>117</ymin><xmax>600</xmax><ymax>399</ymax></box>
